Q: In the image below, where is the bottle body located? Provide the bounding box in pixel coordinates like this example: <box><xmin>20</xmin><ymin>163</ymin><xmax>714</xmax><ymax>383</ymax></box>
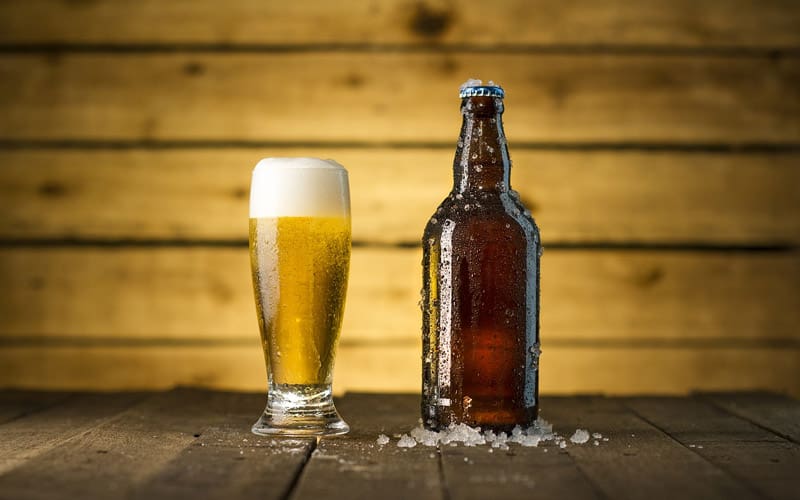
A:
<box><xmin>422</xmin><ymin>87</ymin><xmax>541</xmax><ymax>431</ymax></box>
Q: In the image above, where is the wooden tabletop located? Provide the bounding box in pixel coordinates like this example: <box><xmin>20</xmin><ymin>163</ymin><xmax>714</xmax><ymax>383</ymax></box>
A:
<box><xmin>0</xmin><ymin>390</ymin><xmax>797</xmax><ymax>500</ymax></box>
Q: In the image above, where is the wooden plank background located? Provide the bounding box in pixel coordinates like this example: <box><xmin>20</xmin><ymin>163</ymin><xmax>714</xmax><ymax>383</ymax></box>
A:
<box><xmin>0</xmin><ymin>0</ymin><xmax>798</xmax><ymax>396</ymax></box>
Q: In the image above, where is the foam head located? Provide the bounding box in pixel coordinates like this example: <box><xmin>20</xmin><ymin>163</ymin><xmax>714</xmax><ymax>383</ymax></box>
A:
<box><xmin>250</xmin><ymin>158</ymin><xmax>350</xmax><ymax>218</ymax></box>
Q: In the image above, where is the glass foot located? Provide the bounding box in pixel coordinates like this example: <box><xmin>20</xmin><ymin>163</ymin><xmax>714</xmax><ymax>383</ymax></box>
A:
<box><xmin>251</xmin><ymin>383</ymin><xmax>349</xmax><ymax>437</ymax></box>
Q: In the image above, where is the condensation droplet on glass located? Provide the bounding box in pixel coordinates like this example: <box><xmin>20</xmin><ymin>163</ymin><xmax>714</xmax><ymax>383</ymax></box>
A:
<box><xmin>427</xmin><ymin>237</ymin><xmax>435</xmax><ymax>246</ymax></box>
<box><xmin>471</xmin><ymin>153</ymin><xmax>478</xmax><ymax>160</ymax></box>
<box><xmin>430</xmin><ymin>217</ymin><xmax>438</xmax><ymax>225</ymax></box>
<box><xmin>475</xmin><ymin>164</ymin><xmax>483</xmax><ymax>172</ymax></box>
<box><xmin>457</xmin><ymin>141</ymin><xmax>463</xmax><ymax>148</ymax></box>
<box><xmin>455</xmin><ymin>193</ymin><xmax>463</xmax><ymax>200</ymax></box>
<box><xmin>464</xmin><ymin>204</ymin><xmax>471</xmax><ymax>211</ymax></box>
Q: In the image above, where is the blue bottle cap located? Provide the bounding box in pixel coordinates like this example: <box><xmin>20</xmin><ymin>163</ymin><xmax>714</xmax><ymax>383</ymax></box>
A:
<box><xmin>459</xmin><ymin>85</ymin><xmax>505</xmax><ymax>99</ymax></box>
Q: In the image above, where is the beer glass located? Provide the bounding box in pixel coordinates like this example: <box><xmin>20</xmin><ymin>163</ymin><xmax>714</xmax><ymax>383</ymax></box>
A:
<box><xmin>249</xmin><ymin>157</ymin><xmax>350</xmax><ymax>436</ymax></box>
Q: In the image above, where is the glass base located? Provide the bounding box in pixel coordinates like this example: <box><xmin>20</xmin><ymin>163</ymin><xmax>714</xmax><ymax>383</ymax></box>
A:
<box><xmin>251</xmin><ymin>383</ymin><xmax>349</xmax><ymax>437</ymax></box>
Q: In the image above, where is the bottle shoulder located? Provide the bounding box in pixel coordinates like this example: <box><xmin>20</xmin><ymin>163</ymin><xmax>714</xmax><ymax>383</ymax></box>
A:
<box><xmin>423</xmin><ymin>190</ymin><xmax>540</xmax><ymax>244</ymax></box>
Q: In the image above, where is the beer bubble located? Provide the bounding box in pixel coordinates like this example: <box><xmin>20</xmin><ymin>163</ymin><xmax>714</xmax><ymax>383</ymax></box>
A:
<box><xmin>455</xmin><ymin>193</ymin><xmax>463</xmax><ymax>200</ymax></box>
<box><xmin>430</xmin><ymin>217</ymin><xmax>438</xmax><ymax>225</ymax></box>
<box><xmin>475</xmin><ymin>164</ymin><xmax>483</xmax><ymax>172</ymax></box>
<box><xmin>471</xmin><ymin>153</ymin><xmax>478</xmax><ymax>159</ymax></box>
<box><xmin>464</xmin><ymin>204</ymin><xmax>471</xmax><ymax>211</ymax></box>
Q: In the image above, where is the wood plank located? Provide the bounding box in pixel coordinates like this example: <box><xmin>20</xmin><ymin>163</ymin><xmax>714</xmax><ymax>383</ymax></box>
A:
<box><xmin>703</xmin><ymin>393</ymin><xmax>800</xmax><ymax>444</ymax></box>
<box><xmin>1</xmin><ymin>247</ymin><xmax>798</xmax><ymax>342</ymax></box>
<box><xmin>439</xmin><ymin>445</ymin><xmax>600</xmax><ymax>500</ymax></box>
<box><xmin>291</xmin><ymin>393</ymin><xmax>443</xmax><ymax>500</ymax></box>
<box><xmin>438</xmin><ymin>402</ymin><xmax>600</xmax><ymax>500</ymax></box>
<box><xmin>1</xmin><ymin>0</ymin><xmax>798</xmax><ymax>48</ymax></box>
<box><xmin>0</xmin><ymin>53</ymin><xmax>797</xmax><ymax>143</ymax></box>
<box><xmin>0</xmin><ymin>391</ymin><xmax>71</xmax><ymax>424</ymax></box>
<box><xmin>0</xmin><ymin>392</ymin><xmax>145</xmax><ymax>475</ymax></box>
<box><xmin>0</xmin><ymin>344</ymin><xmax>797</xmax><ymax>396</ymax></box>
<box><xmin>131</xmin><ymin>403</ymin><xmax>311</xmax><ymax>500</ymax></box>
<box><xmin>542</xmin><ymin>397</ymin><xmax>760</xmax><ymax>500</ymax></box>
<box><xmin>0</xmin><ymin>389</ymin><xmax>313</xmax><ymax>500</ymax></box>
<box><xmin>625</xmin><ymin>397</ymin><xmax>800</xmax><ymax>500</ymax></box>
<box><xmin>2</xmin><ymin>149</ymin><xmax>799</xmax><ymax>245</ymax></box>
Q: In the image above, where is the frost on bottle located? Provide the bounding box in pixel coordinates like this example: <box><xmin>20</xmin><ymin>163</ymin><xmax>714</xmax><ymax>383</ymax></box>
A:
<box><xmin>422</xmin><ymin>81</ymin><xmax>541</xmax><ymax>431</ymax></box>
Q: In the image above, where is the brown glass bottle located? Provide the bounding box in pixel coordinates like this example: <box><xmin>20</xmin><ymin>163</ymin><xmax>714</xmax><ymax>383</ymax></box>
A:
<box><xmin>421</xmin><ymin>82</ymin><xmax>541</xmax><ymax>431</ymax></box>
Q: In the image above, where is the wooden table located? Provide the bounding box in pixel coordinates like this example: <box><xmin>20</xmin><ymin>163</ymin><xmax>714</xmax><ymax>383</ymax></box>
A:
<box><xmin>0</xmin><ymin>390</ymin><xmax>797</xmax><ymax>500</ymax></box>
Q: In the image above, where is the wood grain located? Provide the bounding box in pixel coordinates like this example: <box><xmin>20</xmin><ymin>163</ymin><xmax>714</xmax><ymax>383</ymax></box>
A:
<box><xmin>625</xmin><ymin>397</ymin><xmax>800</xmax><ymax>500</ymax></box>
<box><xmin>131</xmin><ymin>402</ymin><xmax>313</xmax><ymax>500</ymax></box>
<box><xmin>0</xmin><ymin>344</ymin><xmax>797</xmax><ymax>396</ymax></box>
<box><xmin>703</xmin><ymin>393</ymin><xmax>800</xmax><ymax>445</ymax></box>
<box><xmin>543</xmin><ymin>397</ymin><xmax>761</xmax><ymax>500</ymax></box>
<box><xmin>1</xmin><ymin>247</ymin><xmax>797</xmax><ymax>342</ymax></box>
<box><xmin>439</xmin><ymin>422</ymin><xmax>599</xmax><ymax>499</ymax></box>
<box><xmin>0</xmin><ymin>53</ymin><xmax>797</xmax><ymax>143</ymax></box>
<box><xmin>0</xmin><ymin>391</ymin><xmax>70</xmax><ymax>425</ymax></box>
<box><xmin>0</xmin><ymin>393</ymin><xmax>145</xmax><ymax>475</ymax></box>
<box><xmin>0</xmin><ymin>389</ymin><xmax>312</xmax><ymax>500</ymax></box>
<box><xmin>1</xmin><ymin>0</ymin><xmax>798</xmax><ymax>48</ymax></box>
<box><xmin>2</xmin><ymin>149</ymin><xmax>799</xmax><ymax>245</ymax></box>
<box><xmin>292</xmin><ymin>393</ymin><xmax>444</xmax><ymax>500</ymax></box>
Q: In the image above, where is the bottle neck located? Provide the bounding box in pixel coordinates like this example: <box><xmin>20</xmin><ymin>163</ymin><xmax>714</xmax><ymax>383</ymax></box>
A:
<box><xmin>453</xmin><ymin>96</ymin><xmax>511</xmax><ymax>193</ymax></box>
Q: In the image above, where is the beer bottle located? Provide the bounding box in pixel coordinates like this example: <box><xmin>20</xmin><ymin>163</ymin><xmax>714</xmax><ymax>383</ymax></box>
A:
<box><xmin>422</xmin><ymin>80</ymin><xmax>541</xmax><ymax>431</ymax></box>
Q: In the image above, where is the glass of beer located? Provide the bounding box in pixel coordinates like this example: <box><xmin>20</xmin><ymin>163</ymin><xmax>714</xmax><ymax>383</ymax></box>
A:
<box><xmin>249</xmin><ymin>157</ymin><xmax>350</xmax><ymax>436</ymax></box>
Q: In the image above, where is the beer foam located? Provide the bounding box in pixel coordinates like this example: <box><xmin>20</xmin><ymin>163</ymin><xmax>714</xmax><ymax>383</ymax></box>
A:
<box><xmin>250</xmin><ymin>157</ymin><xmax>350</xmax><ymax>218</ymax></box>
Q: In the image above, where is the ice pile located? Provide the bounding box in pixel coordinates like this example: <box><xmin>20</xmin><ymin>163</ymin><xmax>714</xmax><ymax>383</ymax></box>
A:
<box><xmin>383</xmin><ymin>418</ymin><xmax>604</xmax><ymax>450</ymax></box>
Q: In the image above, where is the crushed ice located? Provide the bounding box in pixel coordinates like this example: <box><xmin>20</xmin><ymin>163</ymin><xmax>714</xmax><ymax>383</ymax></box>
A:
<box><xmin>386</xmin><ymin>417</ymin><xmax>606</xmax><ymax>450</ymax></box>
<box><xmin>569</xmin><ymin>429</ymin><xmax>590</xmax><ymax>444</ymax></box>
<box><xmin>397</xmin><ymin>434</ymin><xmax>417</xmax><ymax>448</ymax></box>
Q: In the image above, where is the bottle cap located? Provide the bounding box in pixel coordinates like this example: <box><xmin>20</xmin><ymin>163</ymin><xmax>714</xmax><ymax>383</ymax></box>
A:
<box><xmin>459</xmin><ymin>85</ymin><xmax>505</xmax><ymax>99</ymax></box>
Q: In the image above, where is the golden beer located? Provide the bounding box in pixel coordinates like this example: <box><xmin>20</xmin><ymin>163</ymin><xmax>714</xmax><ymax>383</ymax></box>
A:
<box><xmin>249</xmin><ymin>216</ymin><xmax>350</xmax><ymax>385</ymax></box>
<box><xmin>249</xmin><ymin>157</ymin><xmax>351</xmax><ymax>436</ymax></box>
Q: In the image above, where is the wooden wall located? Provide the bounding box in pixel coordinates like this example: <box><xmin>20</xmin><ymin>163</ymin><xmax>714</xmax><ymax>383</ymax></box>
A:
<box><xmin>0</xmin><ymin>0</ymin><xmax>798</xmax><ymax>396</ymax></box>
